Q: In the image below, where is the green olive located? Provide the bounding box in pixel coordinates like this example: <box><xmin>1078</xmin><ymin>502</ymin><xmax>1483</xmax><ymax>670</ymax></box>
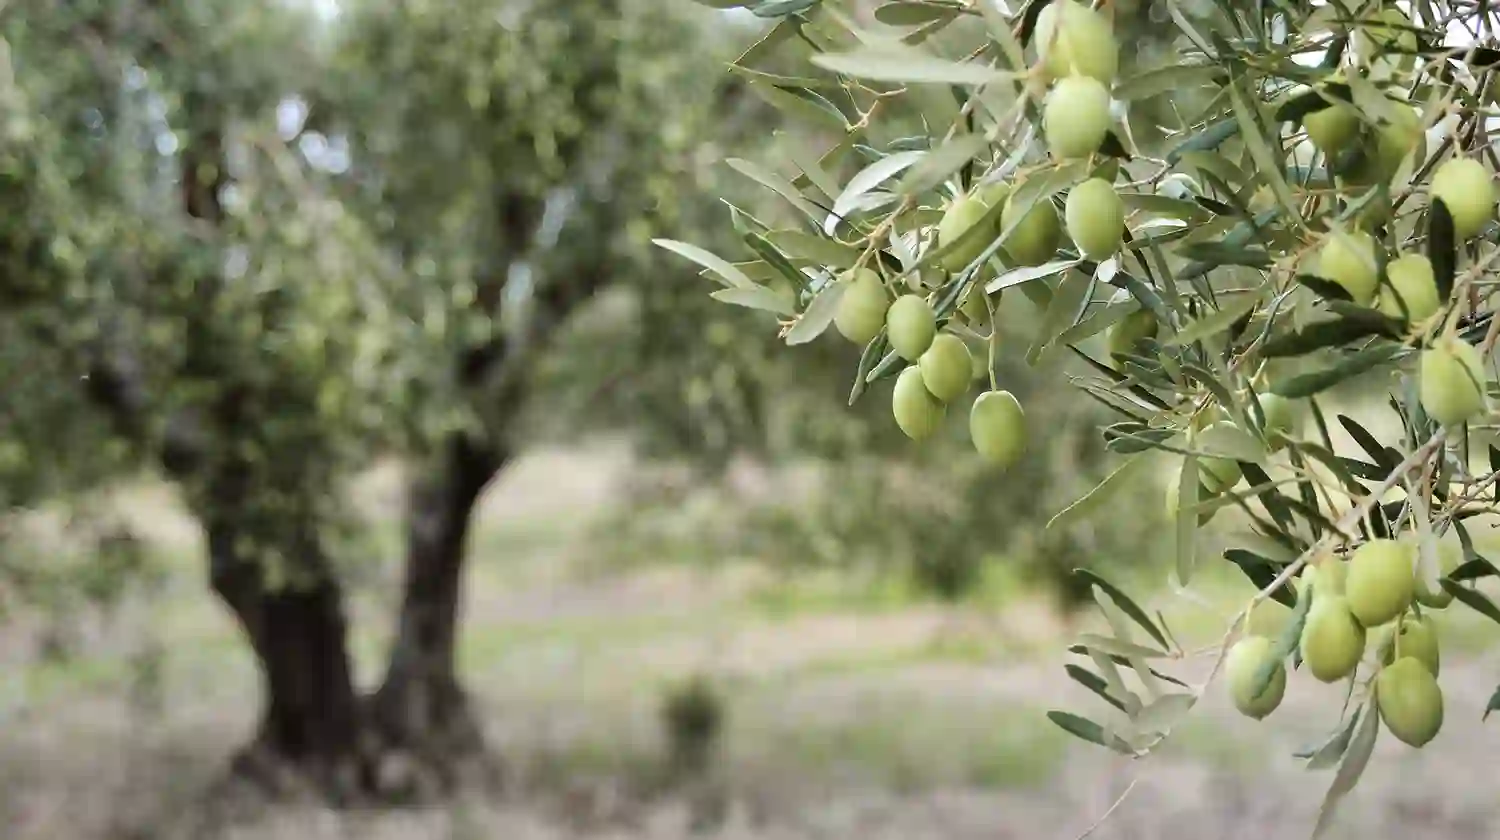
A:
<box><xmin>1376</xmin><ymin>253</ymin><xmax>1440</xmax><ymax>323</ymax></box>
<box><xmin>1065</xmin><ymin>177</ymin><xmax>1125</xmax><ymax>260</ymax></box>
<box><xmin>892</xmin><ymin>366</ymin><xmax>945</xmax><ymax>441</ymax></box>
<box><xmin>1431</xmin><ymin>157</ymin><xmax>1497</xmax><ymax>239</ymax></box>
<box><xmin>1195</xmin><ymin>421</ymin><xmax>1252</xmax><ymax>493</ymax></box>
<box><xmin>1345</xmin><ymin>538</ymin><xmax>1415</xmax><ymax>628</ymax></box>
<box><xmin>886</xmin><ymin>294</ymin><xmax>937</xmax><ymax>361</ymax></box>
<box><xmin>1419</xmin><ymin>337</ymin><xmax>1489</xmax><ymax>428</ymax></box>
<box><xmin>1106</xmin><ymin>308</ymin><xmax>1158</xmax><ymax>360</ymax></box>
<box><xmin>918</xmin><ymin>333</ymin><xmax>973</xmax><ymax>403</ymax></box>
<box><xmin>1372</xmin><ymin>104</ymin><xmax>1423</xmax><ymax>181</ymax></box>
<box><xmin>970</xmin><ymin>390</ymin><xmax>1026</xmax><ymax>468</ymax></box>
<box><xmin>1303</xmin><ymin>101</ymin><xmax>1360</xmax><ymax>156</ymax></box>
<box><xmin>1415</xmin><ymin>536</ymin><xmax>1461</xmax><ymax>609</ymax></box>
<box><xmin>1317</xmin><ymin>230</ymin><xmax>1380</xmax><ymax>306</ymax></box>
<box><xmin>1299</xmin><ymin>594</ymin><xmax>1367</xmax><ymax>683</ymax></box>
<box><xmin>1001</xmin><ymin>193</ymin><xmax>1062</xmax><ymax>267</ymax></box>
<box><xmin>1304</xmin><ymin>558</ymin><xmax>1348</xmax><ymax>598</ymax></box>
<box><xmin>1378</xmin><ymin>613</ymin><xmax>1440</xmax><ymax>677</ymax></box>
<box><xmin>1033</xmin><ymin>0</ymin><xmax>1119</xmax><ymax>83</ymax></box>
<box><xmin>1377</xmin><ymin>656</ymin><xmax>1444</xmax><ymax>747</ymax></box>
<box><xmin>1225</xmin><ymin>636</ymin><xmax>1286</xmax><ymax>720</ymax></box>
<box><xmin>937</xmin><ymin>194</ymin><xmax>995</xmax><ymax>273</ymax></box>
<box><xmin>833</xmin><ymin>268</ymin><xmax>890</xmax><ymax>345</ymax></box>
<box><xmin>1044</xmin><ymin>75</ymin><xmax>1113</xmax><ymax>160</ymax></box>
<box><xmin>1257</xmin><ymin>392</ymin><xmax>1301</xmax><ymax>449</ymax></box>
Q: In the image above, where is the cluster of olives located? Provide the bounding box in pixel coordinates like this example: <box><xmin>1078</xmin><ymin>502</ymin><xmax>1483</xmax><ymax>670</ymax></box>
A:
<box><xmin>1035</xmin><ymin>0</ymin><xmax>1118</xmax><ymax>162</ymax></box>
<box><xmin>1227</xmin><ymin>536</ymin><xmax>1457</xmax><ymax>747</ymax></box>
<box><xmin>825</xmin><ymin>2</ymin><xmax>1143</xmax><ymax>463</ymax></box>
<box><xmin>833</xmin><ymin>266</ymin><xmax>1027</xmax><ymax>468</ymax></box>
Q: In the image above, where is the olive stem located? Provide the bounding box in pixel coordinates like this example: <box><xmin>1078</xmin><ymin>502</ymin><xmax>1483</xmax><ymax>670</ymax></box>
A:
<box><xmin>986</xmin><ymin>296</ymin><xmax>999</xmax><ymax>392</ymax></box>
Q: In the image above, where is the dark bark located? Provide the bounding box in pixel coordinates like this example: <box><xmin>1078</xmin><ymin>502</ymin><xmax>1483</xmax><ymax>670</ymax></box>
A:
<box><xmin>367</xmin><ymin>431</ymin><xmax>506</xmax><ymax>797</ymax></box>
<box><xmin>209</xmin><ymin>531</ymin><xmax>364</xmax><ymax>798</ymax></box>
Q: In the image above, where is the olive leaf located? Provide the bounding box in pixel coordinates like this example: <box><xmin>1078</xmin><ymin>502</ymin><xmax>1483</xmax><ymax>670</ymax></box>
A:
<box><xmin>1429</xmin><ymin>197</ymin><xmax>1457</xmax><ymax>301</ymax></box>
<box><xmin>873</xmin><ymin>0</ymin><xmax>965</xmax><ymax>26</ymax></box>
<box><xmin>1074</xmin><ymin>569</ymin><xmax>1171</xmax><ymax>649</ymax></box>
<box><xmin>1176</xmin><ymin>453</ymin><xmax>1199</xmax><ymax>584</ymax></box>
<box><xmin>897</xmin><ymin>133</ymin><xmax>990</xmax><ymax>196</ymax></box>
<box><xmin>1223</xmin><ymin>549</ymin><xmax>1297</xmax><ymax>607</ymax></box>
<box><xmin>785</xmin><ymin>280</ymin><xmax>845</xmax><ymax>345</ymax></box>
<box><xmin>710</xmin><ymin>287</ymin><xmax>797</xmax><ymax>314</ymax></box>
<box><xmin>1270</xmin><ymin>344</ymin><xmax>1405</xmax><ymax>398</ymax></box>
<box><xmin>1439</xmin><ymin>580</ymin><xmax>1500</xmax><ymax>626</ymax></box>
<box><xmin>811</xmin><ymin>46</ymin><xmax>1009</xmax><ymax>85</ymax></box>
<box><xmin>653</xmin><ymin>239</ymin><xmax>757</xmax><ymax>288</ymax></box>
<box><xmin>1065</xmin><ymin>664</ymin><xmax>1131</xmax><ymax>714</ymax></box>
<box><xmin>1046</xmin><ymin>711</ymin><xmax>1136</xmax><ymax>754</ymax></box>
<box><xmin>1165</xmin><ymin>292</ymin><xmax>1262</xmax><ymax>346</ymax></box>
<box><xmin>1298</xmin><ymin>712</ymin><xmax>1360</xmax><ymax>770</ymax></box>
<box><xmin>1312</xmin><ymin>701</ymin><xmax>1379</xmax><ymax>839</ymax></box>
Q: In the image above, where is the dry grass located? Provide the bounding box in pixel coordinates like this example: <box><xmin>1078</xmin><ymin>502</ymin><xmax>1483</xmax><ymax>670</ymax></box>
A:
<box><xmin>3</xmin><ymin>440</ymin><xmax>1500</xmax><ymax>840</ymax></box>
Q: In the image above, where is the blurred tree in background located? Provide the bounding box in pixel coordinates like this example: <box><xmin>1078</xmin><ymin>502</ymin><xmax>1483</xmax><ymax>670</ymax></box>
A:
<box><xmin>0</xmin><ymin>0</ymin><xmax>1158</xmax><ymax>805</ymax></box>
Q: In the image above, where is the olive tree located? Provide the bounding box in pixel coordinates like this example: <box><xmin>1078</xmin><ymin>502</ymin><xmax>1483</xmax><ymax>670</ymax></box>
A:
<box><xmin>0</xmin><ymin>0</ymin><xmax>747</xmax><ymax>799</ymax></box>
<box><xmin>668</xmin><ymin>0</ymin><xmax>1500</xmax><ymax>831</ymax></box>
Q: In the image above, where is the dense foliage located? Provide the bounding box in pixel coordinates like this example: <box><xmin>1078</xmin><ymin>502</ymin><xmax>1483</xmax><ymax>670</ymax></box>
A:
<box><xmin>673</xmin><ymin>0</ymin><xmax>1500</xmax><ymax>832</ymax></box>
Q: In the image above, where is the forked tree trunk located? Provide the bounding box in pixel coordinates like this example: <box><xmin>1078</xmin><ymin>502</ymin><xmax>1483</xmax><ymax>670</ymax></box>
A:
<box><xmin>366</xmin><ymin>431</ymin><xmax>506</xmax><ymax>798</ymax></box>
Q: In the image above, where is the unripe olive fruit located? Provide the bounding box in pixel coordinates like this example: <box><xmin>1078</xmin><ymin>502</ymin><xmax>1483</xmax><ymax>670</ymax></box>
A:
<box><xmin>1377</xmin><ymin>656</ymin><xmax>1444</xmax><ymax>747</ymax></box>
<box><xmin>937</xmin><ymin>194</ymin><xmax>995</xmax><ymax>273</ymax></box>
<box><xmin>1045</xmin><ymin>76</ymin><xmax>1112</xmax><ymax>161</ymax></box>
<box><xmin>1376</xmin><ymin>253</ymin><xmax>1440</xmax><ymax>323</ymax></box>
<box><xmin>1033</xmin><ymin>0</ymin><xmax>1118</xmax><ymax>83</ymax></box>
<box><xmin>834</xmin><ymin>268</ymin><xmax>890</xmax><ymax>345</ymax></box>
<box><xmin>1107</xmin><ymin>308</ymin><xmax>1158</xmax><ymax>359</ymax></box>
<box><xmin>1065</xmin><ymin>178</ymin><xmax>1125</xmax><ymax>260</ymax></box>
<box><xmin>1317</xmin><ymin>230</ymin><xmax>1379</xmax><ymax>306</ymax></box>
<box><xmin>1303</xmin><ymin>100</ymin><xmax>1359</xmax><ymax>156</ymax></box>
<box><xmin>1001</xmin><ymin>194</ymin><xmax>1062</xmax><ymax>267</ymax></box>
<box><xmin>1372</xmin><ymin>105</ymin><xmax>1423</xmax><ymax>181</ymax></box>
<box><xmin>1195</xmin><ymin>421</ymin><xmax>1249</xmax><ymax>493</ymax></box>
<box><xmin>1190</xmin><ymin>404</ymin><xmax>1231</xmax><ymax>432</ymax></box>
<box><xmin>919</xmin><ymin>333</ymin><xmax>973</xmax><ymax>403</ymax></box>
<box><xmin>886</xmin><ymin>294</ymin><xmax>937</xmax><ymax>361</ymax></box>
<box><xmin>892</xmin><ymin>366</ymin><xmax>945</xmax><ymax>441</ymax></box>
<box><xmin>1304</xmin><ymin>558</ymin><xmax>1348</xmax><ymax>598</ymax></box>
<box><xmin>1430</xmin><ymin>157</ymin><xmax>1497</xmax><ymax>240</ymax></box>
<box><xmin>1415</xmin><ymin>538</ymin><xmax>1461</xmax><ymax>609</ymax></box>
<box><xmin>1346</xmin><ymin>538</ymin><xmax>1415</xmax><ymax>627</ymax></box>
<box><xmin>1379</xmin><ymin>614</ymin><xmax>1440</xmax><ymax>676</ymax></box>
<box><xmin>1257</xmin><ymin>393</ymin><xmax>1300</xmax><ymax>448</ymax></box>
<box><xmin>1225</xmin><ymin>636</ymin><xmax>1286</xmax><ymax>720</ymax></box>
<box><xmin>970</xmin><ymin>390</ymin><xmax>1026</xmax><ymax>468</ymax></box>
<box><xmin>1419</xmin><ymin>337</ymin><xmax>1489</xmax><ymax>428</ymax></box>
<box><xmin>1300</xmin><ymin>595</ymin><xmax>1367</xmax><ymax>683</ymax></box>
<box><xmin>976</xmin><ymin>180</ymin><xmax>1011</xmax><ymax>209</ymax></box>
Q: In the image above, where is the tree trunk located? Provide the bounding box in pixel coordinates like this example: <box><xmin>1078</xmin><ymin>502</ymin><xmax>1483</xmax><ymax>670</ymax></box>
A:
<box><xmin>367</xmin><ymin>431</ymin><xmax>505</xmax><ymax>798</ymax></box>
<box><xmin>206</xmin><ymin>520</ymin><xmax>366</xmax><ymax>801</ymax></box>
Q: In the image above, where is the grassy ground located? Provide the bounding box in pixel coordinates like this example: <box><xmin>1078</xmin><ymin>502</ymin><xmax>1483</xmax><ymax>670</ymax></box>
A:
<box><xmin>3</xmin><ymin>440</ymin><xmax>1500</xmax><ymax>840</ymax></box>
